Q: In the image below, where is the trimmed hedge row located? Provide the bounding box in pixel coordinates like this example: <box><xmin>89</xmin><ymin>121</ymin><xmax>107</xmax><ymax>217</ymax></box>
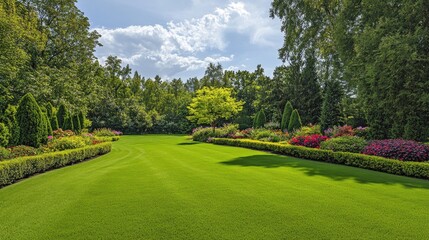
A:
<box><xmin>211</xmin><ymin>138</ymin><xmax>429</xmax><ymax>180</ymax></box>
<box><xmin>0</xmin><ymin>142</ymin><xmax>112</xmax><ymax>187</ymax></box>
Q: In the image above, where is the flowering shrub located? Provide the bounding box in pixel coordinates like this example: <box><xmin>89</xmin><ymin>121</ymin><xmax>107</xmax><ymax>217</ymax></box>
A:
<box><xmin>112</xmin><ymin>130</ymin><xmax>123</xmax><ymax>136</ymax></box>
<box><xmin>320</xmin><ymin>136</ymin><xmax>368</xmax><ymax>153</ymax></box>
<box><xmin>294</xmin><ymin>125</ymin><xmax>321</xmax><ymax>137</ymax></box>
<box><xmin>93</xmin><ymin>128</ymin><xmax>117</xmax><ymax>137</ymax></box>
<box><xmin>290</xmin><ymin>134</ymin><xmax>329</xmax><ymax>148</ymax></box>
<box><xmin>47</xmin><ymin>136</ymin><xmax>87</xmax><ymax>151</ymax></box>
<box><xmin>8</xmin><ymin>145</ymin><xmax>40</xmax><ymax>159</ymax></box>
<box><xmin>324</xmin><ymin>125</ymin><xmax>354</xmax><ymax>138</ymax></box>
<box><xmin>192</xmin><ymin>124</ymin><xmax>238</xmax><ymax>142</ymax></box>
<box><xmin>362</xmin><ymin>139</ymin><xmax>429</xmax><ymax>162</ymax></box>
<box><xmin>53</xmin><ymin>129</ymin><xmax>75</xmax><ymax>138</ymax></box>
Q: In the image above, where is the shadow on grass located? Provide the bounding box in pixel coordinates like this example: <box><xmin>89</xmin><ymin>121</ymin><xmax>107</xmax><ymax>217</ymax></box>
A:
<box><xmin>177</xmin><ymin>142</ymin><xmax>201</xmax><ymax>146</ymax></box>
<box><xmin>221</xmin><ymin>155</ymin><xmax>429</xmax><ymax>189</ymax></box>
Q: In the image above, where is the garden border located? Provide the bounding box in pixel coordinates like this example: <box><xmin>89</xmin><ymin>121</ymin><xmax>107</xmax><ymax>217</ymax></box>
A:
<box><xmin>0</xmin><ymin>142</ymin><xmax>112</xmax><ymax>187</ymax></box>
<box><xmin>211</xmin><ymin>138</ymin><xmax>429</xmax><ymax>180</ymax></box>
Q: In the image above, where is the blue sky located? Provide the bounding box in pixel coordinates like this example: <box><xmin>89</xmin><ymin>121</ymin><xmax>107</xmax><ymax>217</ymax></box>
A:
<box><xmin>76</xmin><ymin>0</ymin><xmax>283</xmax><ymax>79</ymax></box>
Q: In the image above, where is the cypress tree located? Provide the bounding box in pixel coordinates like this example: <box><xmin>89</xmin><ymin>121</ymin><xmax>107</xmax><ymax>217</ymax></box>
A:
<box><xmin>57</xmin><ymin>104</ymin><xmax>67</xmax><ymax>129</ymax></box>
<box><xmin>72</xmin><ymin>115</ymin><xmax>81</xmax><ymax>132</ymax></box>
<box><xmin>288</xmin><ymin>109</ymin><xmax>302</xmax><ymax>132</ymax></box>
<box><xmin>320</xmin><ymin>80</ymin><xmax>343</xmax><ymax>131</ymax></box>
<box><xmin>46</xmin><ymin>102</ymin><xmax>59</xmax><ymax>130</ymax></box>
<box><xmin>254</xmin><ymin>110</ymin><xmax>266</xmax><ymax>128</ymax></box>
<box><xmin>16</xmin><ymin>93</ymin><xmax>45</xmax><ymax>147</ymax></box>
<box><xmin>281</xmin><ymin>101</ymin><xmax>293</xmax><ymax>132</ymax></box>
<box><xmin>78</xmin><ymin>111</ymin><xmax>85</xmax><ymax>130</ymax></box>
<box><xmin>253</xmin><ymin>111</ymin><xmax>260</xmax><ymax>128</ymax></box>
<box><xmin>42</xmin><ymin>112</ymin><xmax>53</xmax><ymax>137</ymax></box>
<box><xmin>63</xmin><ymin>116</ymin><xmax>74</xmax><ymax>131</ymax></box>
<box><xmin>2</xmin><ymin>105</ymin><xmax>19</xmax><ymax>146</ymax></box>
<box><xmin>0</xmin><ymin>123</ymin><xmax>10</xmax><ymax>147</ymax></box>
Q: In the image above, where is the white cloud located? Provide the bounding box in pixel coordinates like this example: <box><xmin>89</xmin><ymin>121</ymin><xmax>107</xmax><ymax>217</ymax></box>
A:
<box><xmin>93</xmin><ymin>1</ymin><xmax>281</xmax><ymax>77</ymax></box>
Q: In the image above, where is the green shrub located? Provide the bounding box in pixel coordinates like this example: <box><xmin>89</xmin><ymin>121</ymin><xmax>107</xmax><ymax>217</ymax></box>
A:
<box><xmin>192</xmin><ymin>124</ymin><xmax>238</xmax><ymax>142</ymax></box>
<box><xmin>0</xmin><ymin>147</ymin><xmax>10</xmax><ymax>160</ymax></box>
<box><xmin>47</xmin><ymin>136</ymin><xmax>87</xmax><ymax>151</ymax></box>
<box><xmin>78</xmin><ymin>111</ymin><xmax>85</xmax><ymax>129</ymax></box>
<box><xmin>288</xmin><ymin>109</ymin><xmax>302</xmax><ymax>132</ymax></box>
<box><xmin>93</xmin><ymin>136</ymin><xmax>120</xmax><ymax>143</ymax></box>
<box><xmin>281</xmin><ymin>101</ymin><xmax>293</xmax><ymax>131</ymax></box>
<box><xmin>57</xmin><ymin>104</ymin><xmax>67</xmax><ymax>129</ymax></box>
<box><xmin>0</xmin><ymin>123</ymin><xmax>10</xmax><ymax>147</ymax></box>
<box><xmin>294</xmin><ymin>125</ymin><xmax>321</xmax><ymax>137</ymax></box>
<box><xmin>0</xmin><ymin>142</ymin><xmax>112</xmax><ymax>187</ymax></box>
<box><xmin>264</xmin><ymin>122</ymin><xmax>280</xmax><ymax>130</ymax></box>
<box><xmin>8</xmin><ymin>145</ymin><xmax>40</xmax><ymax>159</ymax></box>
<box><xmin>2</xmin><ymin>105</ymin><xmax>19</xmax><ymax>146</ymax></box>
<box><xmin>211</xmin><ymin>138</ymin><xmax>429</xmax><ymax>180</ymax></box>
<box><xmin>72</xmin><ymin>115</ymin><xmax>81</xmax><ymax>132</ymax></box>
<box><xmin>320</xmin><ymin>136</ymin><xmax>368</xmax><ymax>153</ymax></box>
<box><xmin>42</xmin><ymin>112</ymin><xmax>53</xmax><ymax>137</ymax></box>
<box><xmin>63</xmin><ymin>116</ymin><xmax>74</xmax><ymax>131</ymax></box>
<box><xmin>16</xmin><ymin>93</ymin><xmax>45</xmax><ymax>147</ymax></box>
<box><xmin>46</xmin><ymin>102</ymin><xmax>59</xmax><ymax>130</ymax></box>
<box><xmin>93</xmin><ymin>128</ymin><xmax>116</xmax><ymax>137</ymax></box>
<box><xmin>254</xmin><ymin>110</ymin><xmax>266</xmax><ymax>128</ymax></box>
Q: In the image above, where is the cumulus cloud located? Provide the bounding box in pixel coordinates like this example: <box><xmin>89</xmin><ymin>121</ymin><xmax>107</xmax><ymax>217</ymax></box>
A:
<box><xmin>93</xmin><ymin>1</ymin><xmax>281</xmax><ymax>77</ymax></box>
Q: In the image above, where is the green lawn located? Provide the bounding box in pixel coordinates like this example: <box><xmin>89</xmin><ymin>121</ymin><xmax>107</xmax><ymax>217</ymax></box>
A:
<box><xmin>1</xmin><ymin>135</ymin><xmax>429</xmax><ymax>239</ymax></box>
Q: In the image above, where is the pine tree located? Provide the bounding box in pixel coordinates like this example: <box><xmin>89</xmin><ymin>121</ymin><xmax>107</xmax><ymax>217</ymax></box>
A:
<box><xmin>320</xmin><ymin>80</ymin><xmax>343</xmax><ymax>131</ymax></box>
<box><xmin>288</xmin><ymin>109</ymin><xmax>302</xmax><ymax>132</ymax></box>
<box><xmin>281</xmin><ymin>101</ymin><xmax>293</xmax><ymax>131</ymax></box>
<box><xmin>57</xmin><ymin>104</ymin><xmax>67</xmax><ymax>129</ymax></box>
<box><xmin>16</xmin><ymin>93</ymin><xmax>45</xmax><ymax>147</ymax></box>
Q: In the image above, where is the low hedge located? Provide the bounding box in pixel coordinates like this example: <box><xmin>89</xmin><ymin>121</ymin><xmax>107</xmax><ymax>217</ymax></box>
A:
<box><xmin>0</xmin><ymin>142</ymin><xmax>112</xmax><ymax>187</ymax></box>
<box><xmin>211</xmin><ymin>138</ymin><xmax>429</xmax><ymax>180</ymax></box>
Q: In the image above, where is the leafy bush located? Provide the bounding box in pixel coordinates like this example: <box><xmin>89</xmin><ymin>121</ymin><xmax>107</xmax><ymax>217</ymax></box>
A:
<box><xmin>192</xmin><ymin>124</ymin><xmax>238</xmax><ymax>142</ymax></box>
<box><xmin>93</xmin><ymin>128</ymin><xmax>116</xmax><ymax>137</ymax></box>
<box><xmin>294</xmin><ymin>125</ymin><xmax>321</xmax><ymax>137</ymax></box>
<box><xmin>47</xmin><ymin>136</ymin><xmax>87</xmax><ymax>151</ymax></box>
<box><xmin>0</xmin><ymin>147</ymin><xmax>11</xmax><ymax>160</ymax></box>
<box><xmin>324</xmin><ymin>125</ymin><xmax>354</xmax><ymax>138</ymax></box>
<box><xmin>355</xmin><ymin>127</ymin><xmax>370</xmax><ymax>139</ymax></box>
<box><xmin>362</xmin><ymin>139</ymin><xmax>429</xmax><ymax>162</ymax></box>
<box><xmin>8</xmin><ymin>145</ymin><xmax>39</xmax><ymax>159</ymax></box>
<box><xmin>0</xmin><ymin>123</ymin><xmax>10</xmax><ymax>147</ymax></box>
<box><xmin>264</xmin><ymin>122</ymin><xmax>280</xmax><ymax>130</ymax></box>
<box><xmin>320</xmin><ymin>136</ymin><xmax>368</xmax><ymax>153</ymax></box>
<box><xmin>211</xmin><ymin>138</ymin><xmax>429</xmax><ymax>180</ymax></box>
<box><xmin>290</xmin><ymin>134</ymin><xmax>328</xmax><ymax>148</ymax></box>
<box><xmin>53</xmin><ymin>129</ymin><xmax>75</xmax><ymax>138</ymax></box>
<box><xmin>0</xmin><ymin>142</ymin><xmax>112</xmax><ymax>187</ymax></box>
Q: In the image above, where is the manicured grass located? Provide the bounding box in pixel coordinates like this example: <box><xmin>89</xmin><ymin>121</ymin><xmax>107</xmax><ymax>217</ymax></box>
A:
<box><xmin>1</xmin><ymin>135</ymin><xmax>429</xmax><ymax>239</ymax></box>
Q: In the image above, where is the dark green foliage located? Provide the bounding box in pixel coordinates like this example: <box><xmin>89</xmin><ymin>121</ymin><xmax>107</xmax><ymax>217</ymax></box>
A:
<box><xmin>46</xmin><ymin>103</ymin><xmax>59</xmax><ymax>130</ymax></box>
<box><xmin>211</xmin><ymin>138</ymin><xmax>429</xmax><ymax>180</ymax></box>
<box><xmin>254</xmin><ymin>110</ymin><xmax>266</xmax><ymax>128</ymax></box>
<box><xmin>320</xmin><ymin>136</ymin><xmax>368</xmax><ymax>153</ymax></box>
<box><xmin>1</xmin><ymin>105</ymin><xmax>19</xmax><ymax>146</ymax></box>
<box><xmin>16</xmin><ymin>93</ymin><xmax>45</xmax><ymax>147</ymax></box>
<box><xmin>72</xmin><ymin>115</ymin><xmax>81</xmax><ymax>133</ymax></box>
<box><xmin>0</xmin><ymin>123</ymin><xmax>10</xmax><ymax>147</ymax></box>
<box><xmin>63</xmin><ymin>117</ymin><xmax>74</xmax><ymax>131</ymax></box>
<box><xmin>320</xmin><ymin>80</ymin><xmax>343</xmax><ymax>131</ymax></box>
<box><xmin>281</xmin><ymin>101</ymin><xmax>293</xmax><ymax>131</ymax></box>
<box><xmin>78</xmin><ymin>111</ymin><xmax>85</xmax><ymax>130</ymax></box>
<box><xmin>57</xmin><ymin>104</ymin><xmax>67</xmax><ymax>129</ymax></box>
<box><xmin>0</xmin><ymin>142</ymin><xmax>112</xmax><ymax>187</ymax></box>
<box><xmin>43</xmin><ymin>112</ymin><xmax>53</xmax><ymax>137</ymax></box>
<box><xmin>288</xmin><ymin>110</ymin><xmax>302</xmax><ymax>132</ymax></box>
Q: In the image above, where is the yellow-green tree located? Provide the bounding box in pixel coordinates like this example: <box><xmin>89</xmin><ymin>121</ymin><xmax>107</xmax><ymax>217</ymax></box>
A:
<box><xmin>187</xmin><ymin>87</ymin><xmax>244</xmax><ymax>132</ymax></box>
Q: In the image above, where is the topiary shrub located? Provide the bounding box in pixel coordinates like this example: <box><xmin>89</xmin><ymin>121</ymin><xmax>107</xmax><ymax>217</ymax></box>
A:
<box><xmin>78</xmin><ymin>111</ymin><xmax>85</xmax><ymax>130</ymax></box>
<box><xmin>2</xmin><ymin>105</ymin><xmax>19</xmax><ymax>146</ymax></box>
<box><xmin>56</xmin><ymin>104</ymin><xmax>67</xmax><ymax>129</ymax></box>
<box><xmin>320</xmin><ymin>136</ymin><xmax>368</xmax><ymax>153</ymax></box>
<box><xmin>16</xmin><ymin>93</ymin><xmax>45</xmax><ymax>148</ymax></box>
<box><xmin>288</xmin><ymin>109</ymin><xmax>302</xmax><ymax>132</ymax></box>
<box><xmin>72</xmin><ymin>115</ymin><xmax>81</xmax><ymax>133</ymax></box>
<box><xmin>362</xmin><ymin>139</ymin><xmax>429</xmax><ymax>162</ymax></box>
<box><xmin>0</xmin><ymin>123</ymin><xmax>10</xmax><ymax>147</ymax></box>
<box><xmin>46</xmin><ymin>102</ymin><xmax>59</xmax><ymax>130</ymax></box>
<box><xmin>281</xmin><ymin>101</ymin><xmax>293</xmax><ymax>132</ymax></box>
<box><xmin>63</xmin><ymin>116</ymin><xmax>74</xmax><ymax>131</ymax></box>
<box><xmin>254</xmin><ymin>110</ymin><xmax>267</xmax><ymax>128</ymax></box>
<box><xmin>290</xmin><ymin>134</ymin><xmax>328</xmax><ymax>148</ymax></box>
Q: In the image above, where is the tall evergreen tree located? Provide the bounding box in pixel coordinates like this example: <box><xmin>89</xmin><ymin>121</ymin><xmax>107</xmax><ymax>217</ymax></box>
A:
<box><xmin>288</xmin><ymin>109</ymin><xmax>302</xmax><ymax>132</ymax></box>
<box><xmin>16</xmin><ymin>93</ymin><xmax>45</xmax><ymax>147</ymax></box>
<box><xmin>281</xmin><ymin>101</ymin><xmax>293</xmax><ymax>132</ymax></box>
<box><xmin>320</xmin><ymin>80</ymin><xmax>343</xmax><ymax>131</ymax></box>
<box><xmin>72</xmin><ymin>115</ymin><xmax>81</xmax><ymax>132</ymax></box>
<box><xmin>57</xmin><ymin>104</ymin><xmax>67</xmax><ymax>129</ymax></box>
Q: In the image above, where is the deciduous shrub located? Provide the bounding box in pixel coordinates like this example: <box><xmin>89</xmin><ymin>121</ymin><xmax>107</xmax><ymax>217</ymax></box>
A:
<box><xmin>211</xmin><ymin>138</ymin><xmax>429</xmax><ymax>180</ymax></box>
<box><xmin>0</xmin><ymin>142</ymin><xmax>112</xmax><ymax>187</ymax></box>
<box><xmin>290</xmin><ymin>134</ymin><xmax>328</xmax><ymax>148</ymax></box>
<box><xmin>320</xmin><ymin>136</ymin><xmax>368</xmax><ymax>153</ymax></box>
<box><xmin>47</xmin><ymin>136</ymin><xmax>87</xmax><ymax>151</ymax></box>
<box><xmin>53</xmin><ymin>129</ymin><xmax>75</xmax><ymax>138</ymax></box>
<box><xmin>7</xmin><ymin>145</ymin><xmax>39</xmax><ymax>159</ymax></box>
<box><xmin>16</xmin><ymin>93</ymin><xmax>45</xmax><ymax>147</ymax></box>
<box><xmin>294</xmin><ymin>125</ymin><xmax>321</xmax><ymax>137</ymax></box>
<box><xmin>324</xmin><ymin>125</ymin><xmax>354</xmax><ymax>137</ymax></box>
<box><xmin>362</xmin><ymin>139</ymin><xmax>429</xmax><ymax>162</ymax></box>
<box><xmin>264</xmin><ymin>122</ymin><xmax>280</xmax><ymax>130</ymax></box>
<box><xmin>0</xmin><ymin>147</ymin><xmax>10</xmax><ymax>160</ymax></box>
<box><xmin>93</xmin><ymin>128</ymin><xmax>116</xmax><ymax>137</ymax></box>
<box><xmin>0</xmin><ymin>123</ymin><xmax>10</xmax><ymax>147</ymax></box>
<box><xmin>192</xmin><ymin>124</ymin><xmax>238</xmax><ymax>142</ymax></box>
<box><xmin>355</xmin><ymin>127</ymin><xmax>370</xmax><ymax>139</ymax></box>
